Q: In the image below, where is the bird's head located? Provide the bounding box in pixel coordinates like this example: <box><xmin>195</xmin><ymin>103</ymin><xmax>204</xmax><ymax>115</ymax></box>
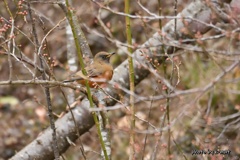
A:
<box><xmin>94</xmin><ymin>51</ymin><xmax>115</xmax><ymax>63</ymax></box>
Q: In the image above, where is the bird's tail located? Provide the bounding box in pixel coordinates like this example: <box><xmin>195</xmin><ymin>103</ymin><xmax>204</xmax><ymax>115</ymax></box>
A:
<box><xmin>63</xmin><ymin>78</ymin><xmax>83</xmax><ymax>83</ymax></box>
<box><xmin>63</xmin><ymin>80</ymin><xmax>73</xmax><ymax>83</ymax></box>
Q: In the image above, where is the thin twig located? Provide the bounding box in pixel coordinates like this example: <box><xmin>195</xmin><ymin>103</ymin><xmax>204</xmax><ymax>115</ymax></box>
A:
<box><xmin>3</xmin><ymin>0</ymin><xmax>14</xmax><ymax>82</ymax></box>
<box><xmin>27</xmin><ymin>1</ymin><xmax>60</xmax><ymax>159</ymax></box>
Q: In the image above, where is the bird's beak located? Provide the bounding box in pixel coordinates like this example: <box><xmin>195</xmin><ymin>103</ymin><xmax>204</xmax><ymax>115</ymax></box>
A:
<box><xmin>108</xmin><ymin>52</ymin><xmax>115</xmax><ymax>57</ymax></box>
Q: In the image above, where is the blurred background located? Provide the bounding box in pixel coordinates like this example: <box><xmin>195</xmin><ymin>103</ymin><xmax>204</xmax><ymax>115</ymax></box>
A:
<box><xmin>0</xmin><ymin>0</ymin><xmax>240</xmax><ymax>159</ymax></box>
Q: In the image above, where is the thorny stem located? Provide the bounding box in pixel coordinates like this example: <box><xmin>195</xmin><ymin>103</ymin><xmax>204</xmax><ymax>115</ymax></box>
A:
<box><xmin>62</xmin><ymin>0</ymin><xmax>110</xmax><ymax>159</ymax></box>
<box><xmin>124</xmin><ymin>0</ymin><xmax>135</xmax><ymax>159</ymax></box>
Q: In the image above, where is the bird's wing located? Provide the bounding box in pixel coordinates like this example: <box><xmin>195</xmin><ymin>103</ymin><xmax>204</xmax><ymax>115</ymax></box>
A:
<box><xmin>63</xmin><ymin>65</ymin><xmax>103</xmax><ymax>83</ymax></box>
<box><xmin>63</xmin><ymin>70</ymin><xmax>87</xmax><ymax>82</ymax></box>
<box><xmin>85</xmin><ymin>65</ymin><xmax>104</xmax><ymax>78</ymax></box>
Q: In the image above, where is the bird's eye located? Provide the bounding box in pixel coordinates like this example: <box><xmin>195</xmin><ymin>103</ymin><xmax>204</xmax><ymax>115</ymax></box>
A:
<box><xmin>102</xmin><ymin>55</ymin><xmax>107</xmax><ymax>59</ymax></box>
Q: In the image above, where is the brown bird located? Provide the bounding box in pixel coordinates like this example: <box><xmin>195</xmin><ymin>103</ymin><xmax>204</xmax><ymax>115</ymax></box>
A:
<box><xmin>64</xmin><ymin>51</ymin><xmax>115</xmax><ymax>88</ymax></box>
